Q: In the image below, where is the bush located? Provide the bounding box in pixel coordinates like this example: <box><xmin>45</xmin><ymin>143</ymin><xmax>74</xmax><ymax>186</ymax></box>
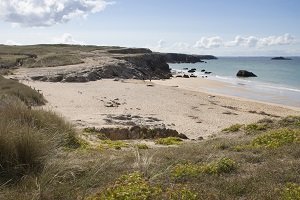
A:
<box><xmin>90</xmin><ymin>172</ymin><xmax>162</xmax><ymax>200</ymax></box>
<box><xmin>202</xmin><ymin>157</ymin><xmax>236</xmax><ymax>175</ymax></box>
<box><xmin>282</xmin><ymin>183</ymin><xmax>300</xmax><ymax>200</ymax></box>
<box><xmin>244</xmin><ymin>123</ymin><xmax>267</xmax><ymax>134</ymax></box>
<box><xmin>171</xmin><ymin>157</ymin><xmax>236</xmax><ymax>179</ymax></box>
<box><xmin>252</xmin><ymin>128</ymin><xmax>300</xmax><ymax>148</ymax></box>
<box><xmin>222</xmin><ymin>124</ymin><xmax>243</xmax><ymax>133</ymax></box>
<box><xmin>155</xmin><ymin>137</ymin><xmax>182</xmax><ymax>145</ymax></box>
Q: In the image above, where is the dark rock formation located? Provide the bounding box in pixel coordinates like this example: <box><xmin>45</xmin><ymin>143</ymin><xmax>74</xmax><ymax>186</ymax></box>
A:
<box><xmin>204</xmin><ymin>72</ymin><xmax>212</xmax><ymax>74</ymax></box>
<box><xmin>160</xmin><ymin>53</ymin><xmax>217</xmax><ymax>63</ymax></box>
<box><xmin>190</xmin><ymin>74</ymin><xmax>197</xmax><ymax>78</ymax></box>
<box><xmin>183</xmin><ymin>74</ymin><xmax>190</xmax><ymax>78</ymax></box>
<box><xmin>91</xmin><ymin>126</ymin><xmax>188</xmax><ymax>140</ymax></box>
<box><xmin>188</xmin><ymin>69</ymin><xmax>196</xmax><ymax>73</ymax></box>
<box><xmin>271</xmin><ymin>57</ymin><xmax>292</xmax><ymax>60</ymax></box>
<box><xmin>236</xmin><ymin>70</ymin><xmax>257</xmax><ymax>77</ymax></box>
<box><xmin>201</xmin><ymin>69</ymin><xmax>205</xmax><ymax>72</ymax></box>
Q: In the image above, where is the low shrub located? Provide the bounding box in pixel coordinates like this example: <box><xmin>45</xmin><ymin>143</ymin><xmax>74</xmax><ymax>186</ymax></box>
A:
<box><xmin>89</xmin><ymin>172</ymin><xmax>162</xmax><ymax>200</ymax></box>
<box><xmin>136</xmin><ymin>143</ymin><xmax>149</xmax><ymax>150</ymax></box>
<box><xmin>171</xmin><ymin>157</ymin><xmax>236</xmax><ymax>179</ymax></box>
<box><xmin>244</xmin><ymin>123</ymin><xmax>267</xmax><ymax>134</ymax></box>
<box><xmin>281</xmin><ymin>183</ymin><xmax>300</xmax><ymax>200</ymax></box>
<box><xmin>222</xmin><ymin>124</ymin><xmax>243</xmax><ymax>133</ymax></box>
<box><xmin>155</xmin><ymin>137</ymin><xmax>182</xmax><ymax>145</ymax></box>
<box><xmin>99</xmin><ymin>140</ymin><xmax>129</xmax><ymax>150</ymax></box>
<box><xmin>252</xmin><ymin>128</ymin><xmax>300</xmax><ymax>148</ymax></box>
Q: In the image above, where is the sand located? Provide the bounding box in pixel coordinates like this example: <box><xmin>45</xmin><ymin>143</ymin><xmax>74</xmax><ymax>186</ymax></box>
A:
<box><xmin>19</xmin><ymin>78</ymin><xmax>300</xmax><ymax>139</ymax></box>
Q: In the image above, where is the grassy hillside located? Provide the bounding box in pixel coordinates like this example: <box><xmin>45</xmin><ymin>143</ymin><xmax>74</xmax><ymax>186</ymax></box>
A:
<box><xmin>0</xmin><ymin>44</ymin><xmax>121</xmax><ymax>69</ymax></box>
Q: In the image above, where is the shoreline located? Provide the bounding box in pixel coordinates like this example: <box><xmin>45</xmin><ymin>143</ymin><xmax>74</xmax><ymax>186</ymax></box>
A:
<box><xmin>153</xmin><ymin>77</ymin><xmax>300</xmax><ymax>111</ymax></box>
<box><xmin>17</xmin><ymin>78</ymin><xmax>300</xmax><ymax>139</ymax></box>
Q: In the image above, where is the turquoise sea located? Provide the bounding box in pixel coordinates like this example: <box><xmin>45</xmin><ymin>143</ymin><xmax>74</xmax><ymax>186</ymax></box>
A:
<box><xmin>169</xmin><ymin>57</ymin><xmax>300</xmax><ymax>107</ymax></box>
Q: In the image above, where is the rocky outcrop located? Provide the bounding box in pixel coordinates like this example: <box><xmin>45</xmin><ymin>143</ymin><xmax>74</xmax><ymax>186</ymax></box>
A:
<box><xmin>88</xmin><ymin>126</ymin><xmax>189</xmax><ymax>140</ymax></box>
<box><xmin>271</xmin><ymin>57</ymin><xmax>292</xmax><ymax>60</ymax></box>
<box><xmin>236</xmin><ymin>70</ymin><xmax>257</xmax><ymax>77</ymax></box>
<box><xmin>160</xmin><ymin>53</ymin><xmax>217</xmax><ymax>63</ymax></box>
<box><xmin>31</xmin><ymin>54</ymin><xmax>172</xmax><ymax>82</ymax></box>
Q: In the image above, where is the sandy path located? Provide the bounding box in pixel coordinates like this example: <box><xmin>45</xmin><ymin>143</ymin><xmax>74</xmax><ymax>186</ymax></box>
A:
<box><xmin>20</xmin><ymin>79</ymin><xmax>300</xmax><ymax>139</ymax></box>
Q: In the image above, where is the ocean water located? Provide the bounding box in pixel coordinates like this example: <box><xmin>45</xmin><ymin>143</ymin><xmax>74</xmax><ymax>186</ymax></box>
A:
<box><xmin>169</xmin><ymin>57</ymin><xmax>300</xmax><ymax>107</ymax></box>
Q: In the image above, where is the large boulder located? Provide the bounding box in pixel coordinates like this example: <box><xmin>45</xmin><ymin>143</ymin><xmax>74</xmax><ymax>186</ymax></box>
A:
<box><xmin>236</xmin><ymin>70</ymin><xmax>257</xmax><ymax>77</ymax></box>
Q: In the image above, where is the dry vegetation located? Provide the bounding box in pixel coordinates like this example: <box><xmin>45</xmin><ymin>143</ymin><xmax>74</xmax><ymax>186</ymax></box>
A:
<box><xmin>0</xmin><ymin>76</ymin><xmax>299</xmax><ymax>199</ymax></box>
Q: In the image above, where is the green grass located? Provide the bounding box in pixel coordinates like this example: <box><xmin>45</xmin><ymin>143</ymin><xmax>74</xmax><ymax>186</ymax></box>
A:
<box><xmin>155</xmin><ymin>137</ymin><xmax>182</xmax><ymax>145</ymax></box>
<box><xmin>222</xmin><ymin>124</ymin><xmax>243</xmax><ymax>132</ymax></box>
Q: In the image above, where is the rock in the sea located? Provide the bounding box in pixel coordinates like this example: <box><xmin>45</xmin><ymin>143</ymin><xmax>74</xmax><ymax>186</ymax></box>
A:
<box><xmin>183</xmin><ymin>74</ymin><xmax>190</xmax><ymax>78</ymax></box>
<box><xmin>204</xmin><ymin>71</ymin><xmax>212</xmax><ymax>74</ymax></box>
<box><xmin>236</xmin><ymin>70</ymin><xmax>257</xmax><ymax>77</ymax></box>
<box><xmin>201</xmin><ymin>69</ymin><xmax>205</xmax><ymax>72</ymax></box>
<box><xmin>188</xmin><ymin>69</ymin><xmax>196</xmax><ymax>73</ymax></box>
<box><xmin>190</xmin><ymin>74</ymin><xmax>197</xmax><ymax>78</ymax></box>
<box><xmin>271</xmin><ymin>57</ymin><xmax>292</xmax><ymax>60</ymax></box>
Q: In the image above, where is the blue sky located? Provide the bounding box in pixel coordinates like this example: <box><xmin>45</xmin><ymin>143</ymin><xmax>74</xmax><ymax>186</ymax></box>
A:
<box><xmin>0</xmin><ymin>0</ymin><xmax>299</xmax><ymax>56</ymax></box>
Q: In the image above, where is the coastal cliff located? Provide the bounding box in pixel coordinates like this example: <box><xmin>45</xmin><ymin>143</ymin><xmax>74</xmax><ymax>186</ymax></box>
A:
<box><xmin>0</xmin><ymin>45</ymin><xmax>216</xmax><ymax>82</ymax></box>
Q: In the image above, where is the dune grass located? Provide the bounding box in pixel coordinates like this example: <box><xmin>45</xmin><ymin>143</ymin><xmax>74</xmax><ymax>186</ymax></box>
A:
<box><xmin>0</xmin><ymin>90</ymin><xmax>299</xmax><ymax>200</ymax></box>
<box><xmin>0</xmin><ymin>75</ymin><xmax>46</xmax><ymax>106</ymax></box>
<box><xmin>0</xmin><ymin>78</ymin><xmax>79</xmax><ymax>184</ymax></box>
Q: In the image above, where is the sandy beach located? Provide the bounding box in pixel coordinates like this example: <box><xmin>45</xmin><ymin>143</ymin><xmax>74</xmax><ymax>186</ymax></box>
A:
<box><xmin>18</xmin><ymin>77</ymin><xmax>300</xmax><ymax>139</ymax></box>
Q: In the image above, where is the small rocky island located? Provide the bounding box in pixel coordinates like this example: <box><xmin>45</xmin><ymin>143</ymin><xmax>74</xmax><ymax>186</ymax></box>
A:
<box><xmin>271</xmin><ymin>57</ymin><xmax>292</xmax><ymax>60</ymax></box>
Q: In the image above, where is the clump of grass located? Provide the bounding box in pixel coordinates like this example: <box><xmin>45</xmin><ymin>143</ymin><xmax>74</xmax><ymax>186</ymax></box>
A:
<box><xmin>222</xmin><ymin>124</ymin><xmax>243</xmax><ymax>133</ymax></box>
<box><xmin>279</xmin><ymin>116</ymin><xmax>300</xmax><ymax>128</ymax></box>
<box><xmin>281</xmin><ymin>183</ymin><xmax>300</xmax><ymax>200</ymax></box>
<box><xmin>89</xmin><ymin>172</ymin><xmax>162</xmax><ymax>200</ymax></box>
<box><xmin>165</xmin><ymin>185</ymin><xmax>198</xmax><ymax>200</ymax></box>
<box><xmin>155</xmin><ymin>137</ymin><xmax>182</xmax><ymax>145</ymax></box>
<box><xmin>136</xmin><ymin>143</ymin><xmax>149</xmax><ymax>150</ymax></box>
<box><xmin>0</xmin><ymin>97</ymin><xmax>79</xmax><ymax>182</ymax></box>
<box><xmin>0</xmin><ymin>75</ymin><xmax>46</xmax><ymax>106</ymax></box>
<box><xmin>99</xmin><ymin>140</ymin><xmax>129</xmax><ymax>150</ymax></box>
<box><xmin>252</xmin><ymin>128</ymin><xmax>300</xmax><ymax>148</ymax></box>
<box><xmin>171</xmin><ymin>157</ymin><xmax>236</xmax><ymax>179</ymax></box>
<box><xmin>202</xmin><ymin>157</ymin><xmax>236</xmax><ymax>175</ymax></box>
<box><xmin>89</xmin><ymin>172</ymin><xmax>198</xmax><ymax>200</ymax></box>
<box><xmin>244</xmin><ymin>123</ymin><xmax>267</xmax><ymax>135</ymax></box>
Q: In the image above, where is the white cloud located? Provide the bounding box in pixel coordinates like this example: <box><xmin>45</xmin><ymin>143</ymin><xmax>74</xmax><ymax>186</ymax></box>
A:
<box><xmin>194</xmin><ymin>36</ymin><xmax>223</xmax><ymax>49</ymax></box>
<box><xmin>226</xmin><ymin>33</ymin><xmax>294</xmax><ymax>48</ymax></box>
<box><xmin>5</xmin><ymin>40</ymin><xmax>21</xmax><ymax>45</ymax></box>
<box><xmin>0</xmin><ymin>0</ymin><xmax>114</xmax><ymax>27</ymax></box>
<box><xmin>52</xmin><ymin>33</ymin><xmax>84</xmax><ymax>44</ymax></box>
